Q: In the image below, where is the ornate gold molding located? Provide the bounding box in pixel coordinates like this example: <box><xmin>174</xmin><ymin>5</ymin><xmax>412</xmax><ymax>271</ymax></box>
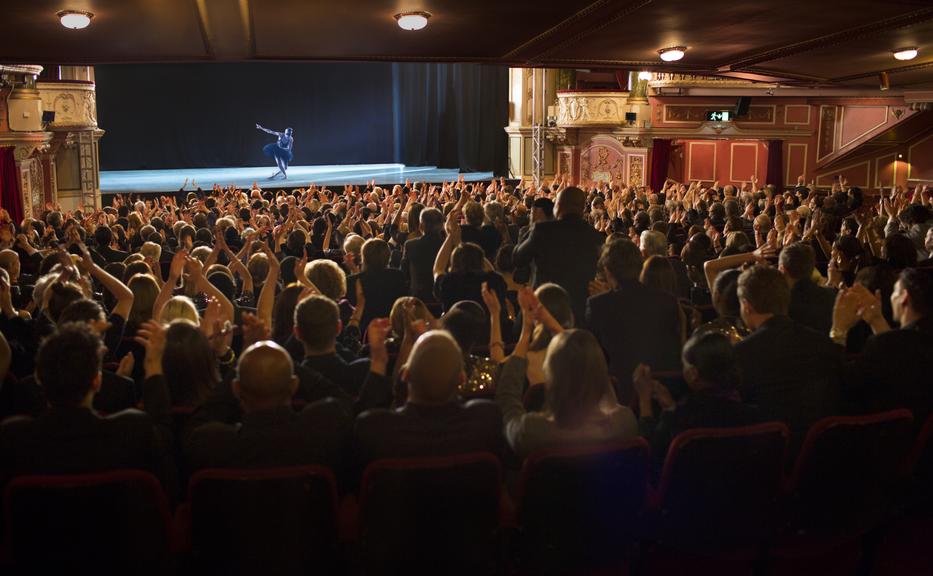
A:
<box><xmin>556</xmin><ymin>91</ymin><xmax>633</xmax><ymax>127</ymax></box>
<box><xmin>38</xmin><ymin>82</ymin><xmax>98</xmax><ymax>129</ymax></box>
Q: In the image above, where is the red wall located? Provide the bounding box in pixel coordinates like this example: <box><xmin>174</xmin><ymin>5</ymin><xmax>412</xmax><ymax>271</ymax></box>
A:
<box><xmin>671</xmin><ymin>139</ymin><xmax>769</xmax><ymax>186</ymax></box>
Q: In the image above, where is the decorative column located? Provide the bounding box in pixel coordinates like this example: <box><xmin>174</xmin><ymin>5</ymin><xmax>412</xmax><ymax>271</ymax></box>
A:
<box><xmin>0</xmin><ymin>64</ymin><xmax>53</xmax><ymax>220</ymax></box>
<box><xmin>504</xmin><ymin>68</ymin><xmax>560</xmax><ymax>180</ymax></box>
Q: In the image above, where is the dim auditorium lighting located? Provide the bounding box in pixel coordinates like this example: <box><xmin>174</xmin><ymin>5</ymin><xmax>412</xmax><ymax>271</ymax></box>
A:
<box><xmin>893</xmin><ymin>48</ymin><xmax>918</xmax><ymax>61</ymax></box>
<box><xmin>395</xmin><ymin>11</ymin><xmax>431</xmax><ymax>31</ymax></box>
<box><xmin>658</xmin><ymin>47</ymin><xmax>686</xmax><ymax>62</ymax></box>
<box><xmin>638</xmin><ymin>71</ymin><xmax>652</xmax><ymax>81</ymax></box>
<box><xmin>58</xmin><ymin>10</ymin><xmax>93</xmax><ymax>29</ymax></box>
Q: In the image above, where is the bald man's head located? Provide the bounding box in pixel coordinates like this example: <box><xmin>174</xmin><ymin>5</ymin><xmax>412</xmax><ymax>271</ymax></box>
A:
<box><xmin>554</xmin><ymin>186</ymin><xmax>586</xmax><ymax>219</ymax></box>
<box><xmin>234</xmin><ymin>341</ymin><xmax>298</xmax><ymax>411</ymax></box>
<box><xmin>405</xmin><ymin>330</ymin><xmax>464</xmax><ymax>405</ymax></box>
<box><xmin>0</xmin><ymin>249</ymin><xmax>20</xmax><ymax>283</ymax></box>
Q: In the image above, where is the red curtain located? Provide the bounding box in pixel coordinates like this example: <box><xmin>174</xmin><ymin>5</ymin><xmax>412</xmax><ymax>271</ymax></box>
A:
<box><xmin>765</xmin><ymin>140</ymin><xmax>784</xmax><ymax>192</ymax></box>
<box><xmin>650</xmin><ymin>139</ymin><xmax>672</xmax><ymax>192</ymax></box>
<box><xmin>0</xmin><ymin>147</ymin><xmax>24</xmax><ymax>223</ymax></box>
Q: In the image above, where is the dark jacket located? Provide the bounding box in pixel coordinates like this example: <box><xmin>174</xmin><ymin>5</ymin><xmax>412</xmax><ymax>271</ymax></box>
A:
<box><xmin>347</xmin><ymin>267</ymin><xmax>409</xmax><ymax>333</ymax></box>
<box><xmin>586</xmin><ymin>279</ymin><xmax>683</xmax><ymax>405</ymax></box>
<box><xmin>513</xmin><ymin>216</ymin><xmax>605</xmax><ymax>323</ymax></box>
<box><xmin>400</xmin><ymin>233</ymin><xmax>444</xmax><ymax>302</ymax></box>
<box><xmin>844</xmin><ymin>315</ymin><xmax>933</xmax><ymax>424</ymax></box>
<box><xmin>0</xmin><ymin>375</ymin><xmax>174</xmax><ymax>491</ymax></box>
<box><xmin>735</xmin><ymin>315</ymin><xmax>842</xmax><ymax>439</ymax></box>
<box><xmin>354</xmin><ymin>401</ymin><xmax>503</xmax><ymax>468</ymax></box>
<box><xmin>788</xmin><ymin>279</ymin><xmax>836</xmax><ymax>336</ymax></box>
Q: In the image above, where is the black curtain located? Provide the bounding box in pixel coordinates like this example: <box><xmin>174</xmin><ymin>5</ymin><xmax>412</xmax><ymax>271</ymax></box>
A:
<box><xmin>96</xmin><ymin>62</ymin><xmax>507</xmax><ymax>175</ymax></box>
<box><xmin>392</xmin><ymin>63</ymin><xmax>508</xmax><ymax>174</ymax></box>
<box><xmin>766</xmin><ymin>140</ymin><xmax>784</xmax><ymax>191</ymax></box>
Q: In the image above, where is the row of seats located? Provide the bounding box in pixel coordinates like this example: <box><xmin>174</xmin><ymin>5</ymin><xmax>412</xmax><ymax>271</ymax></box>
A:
<box><xmin>2</xmin><ymin>409</ymin><xmax>932</xmax><ymax>576</ymax></box>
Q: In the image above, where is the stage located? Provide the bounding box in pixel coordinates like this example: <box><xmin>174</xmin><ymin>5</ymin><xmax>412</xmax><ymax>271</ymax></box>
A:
<box><xmin>99</xmin><ymin>163</ymin><xmax>495</xmax><ymax>194</ymax></box>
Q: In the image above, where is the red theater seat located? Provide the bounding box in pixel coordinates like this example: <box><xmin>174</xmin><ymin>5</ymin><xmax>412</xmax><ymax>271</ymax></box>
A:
<box><xmin>174</xmin><ymin>465</ymin><xmax>339</xmax><ymax>575</ymax></box>
<box><xmin>768</xmin><ymin>410</ymin><xmax>914</xmax><ymax>576</ymax></box>
<box><xmin>2</xmin><ymin>469</ymin><xmax>171</xmax><ymax>575</ymax></box>
<box><xmin>516</xmin><ymin>439</ymin><xmax>650</xmax><ymax>575</ymax></box>
<box><xmin>640</xmin><ymin>422</ymin><xmax>789</xmax><ymax>576</ymax></box>
<box><xmin>355</xmin><ymin>452</ymin><xmax>503</xmax><ymax>576</ymax></box>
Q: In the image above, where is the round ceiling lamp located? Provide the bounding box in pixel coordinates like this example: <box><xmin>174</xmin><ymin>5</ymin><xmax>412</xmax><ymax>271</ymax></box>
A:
<box><xmin>395</xmin><ymin>11</ymin><xmax>431</xmax><ymax>31</ymax></box>
<box><xmin>58</xmin><ymin>10</ymin><xmax>94</xmax><ymax>29</ymax></box>
<box><xmin>893</xmin><ymin>47</ymin><xmax>918</xmax><ymax>61</ymax></box>
<box><xmin>658</xmin><ymin>46</ymin><xmax>686</xmax><ymax>62</ymax></box>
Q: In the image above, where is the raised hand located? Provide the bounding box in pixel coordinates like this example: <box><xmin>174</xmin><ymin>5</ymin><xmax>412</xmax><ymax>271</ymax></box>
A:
<box><xmin>481</xmin><ymin>281</ymin><xmax>501</xmax><ymax>317</ymax></box>
<box><xmin>240</xmin><ymin>311</ymin><xmax>270</xmax><ymax>349</ymax></box>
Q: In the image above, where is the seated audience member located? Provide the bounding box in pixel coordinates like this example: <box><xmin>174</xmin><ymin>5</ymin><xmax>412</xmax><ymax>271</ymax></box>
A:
<box><xmin>833</xmin><ymin>268</ymin><xmax>933</xmax><ymax>421</ymax></box>
<box><xmin>347</xmin><ymin>238</ymin><xmax>408</xmax><ymax>332</ymax></box>
<box><xmin>635</xmin><ymin>332</ymin><xmax>759</xmax><ymax>461</ymax></box>
<box><xmin>433</xmin><ymin>206</ymin><xmax>508</xmax><ymax>317</ymax></box>
<box><xmin>184</xmin><ymin>340</ymin><xmax>351</xmax><ymax>472</ymax></box>
<box><xmin>586</xmin><ymin>239</ymin><xmax>682</xmax><ymax>404</ymax></box>
<box><xmin>355</xmin><ymin>330</ymin><xmax>502</xmax><ymax>466</ymax></box>
<box><xmin>513</xmin><ymin>186</ymin><xmax>605</xmax><ymax>324</ymax></box>
<box><xmin>439</xmin><ymin>300</ymin><xmax>498</xmax><ymax>397</ymax></box>
<box><xmin>0</xmin><ymin>323</ymin><xmax>173</xmax><ymax>490</ymax></box>
<box><xmin>734</xmin><ymin>265</ymin><xmax>842</xmax><ymax>439</ymax></box>
<box><xmin>400</xmin><ymin>207</ymin><xmax>445</xmax><ymax>302</ymax></box>
<box><xmin>780</xmin><ymin>242</ymin><xmax>836</xmax><ymax>335</ymax></box>
<box><xmin>496</xmin><ymin>323</ymin><xmax>637</xmax><ymax>460</ymax></box>
<box><xmin>93</xmin><ymin>225</ymin><xmax>130</xmax><ymax>264</ymax></box>
<box><xmin>694</xmin><ymin>269</ymin><xmax>749</xmax><ymax>343</ymax></box>
<box><xmin>293</xmin><ymin>294</ymin><xmax>389</xmax><ymax>405</ymax></box>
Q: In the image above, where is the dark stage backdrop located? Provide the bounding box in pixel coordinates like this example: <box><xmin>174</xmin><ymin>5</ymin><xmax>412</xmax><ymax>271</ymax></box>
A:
<box><xmin>96</xmin><ymin>62</ymin><xmax>508</xmax><ymax>175</ymax></box>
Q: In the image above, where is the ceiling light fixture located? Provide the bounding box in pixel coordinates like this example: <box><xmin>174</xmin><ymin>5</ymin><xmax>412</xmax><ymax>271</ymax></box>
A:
<box><xmin>395</xmin><ymin>11</ymin><xmax>431</xmax><ymax>31</ymax></box>
<box><xmin>637</xmin><ymin>71</ymin><xmax>652</xmax><ymax>81</ymax></box>
<box><xmin>58</xmin><ymin>10</ymin><xmax>93</xmax><ymax>30</ymax></box>
<box><xmin>893</xmin><ymin>47</ymin><xmax>918</xmax><ymax>61</ymax></box>
<box><xmin>658</xmin><ymin>46</ymin><xmax>686</xmax><ymax>62</ymax></box>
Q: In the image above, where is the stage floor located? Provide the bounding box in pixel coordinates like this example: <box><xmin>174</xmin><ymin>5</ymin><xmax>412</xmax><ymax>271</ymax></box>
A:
<box><xmin>99</xmin><ymin>163</ymin><xmax>494</xmax><ymax>194</ymax></box>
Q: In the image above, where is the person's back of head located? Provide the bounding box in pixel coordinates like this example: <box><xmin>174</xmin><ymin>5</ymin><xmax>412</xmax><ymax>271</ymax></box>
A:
<box><xmin>532</xmin><ymin>198</ymin><xmax>555</xmax><ymax>222</ymax></box>
<box><xmin>294</xmin><ymin>294</ymin><xmax>340</xmax><ymax>354</ymax></box>
<box><xmin>45</xmin><ymin>282</ymin><xmax>84</xmax><ymax>324</ymax></box>
<box><xmin>484</xmin><ymin>201</ymin><xmax>504</xmax><ymax>225</ymax></box>
<box><xmin>420</xmin><ymin>207</ymin><xmax>445</xmax><ymax>236</ymax></box>
<box><xmin>247</xmin><ymin>252</ymin><xmax>270</xmax><ymax>282</ymax></box>
<box><xmin>36</xmin><ymin>323</ymin><xmax>103</xmax><ymax>408</ymax></box>
<box><xmin>463</xmin><ymin>202</ymin><xmax>485</xmax><ymax>227</ymax></box>
<box><xmin>682</xmin><ymin>332</ymin><xmax>740</xmax><ymax>392</ymax></box>
<box><xmin>286</xmin><ymin>229</ymin><xmax>307</xmax><ymax>256</ymax></box>
<box><xmin>640</xmin><ymin>230</ymin><xmax>667</xmax><ymax>258</ymax></box>
<box><xmin>711</xmin><ymin>268</ymin><xmax>742</xmax><ymax>319</ymax></box>
<box><xmin>450</xmin><ymin>242</ymin><xmax>485</xmax><ymax>274</ymax></box>
<box><xmin>893</xmin><ymin>267</ymin><xmax>933</xmax><ymax>324</ymax></box>
<box><xmin>343</xmin><ymin>234</ymin><xmax>365</xmax><ymax>260</ymax></box>
<box><xmin>724</xmin><ymin>198</ymin><xmax>740</xmax><ymax>219</ymax></box>
<box><xmin>494</xmin><ymin>244</ymin><xmax>515</xmax><ymax>274</ymax></box>
<box><xmin>94</xmin><ymin>225</ymin><xmax>113</xmax><ymax>248</ymax></box>
<box><xmin>361</xmin><ymin>238</ymin><xmax>391</xmax><ymax>272</ymax></box>
<box><xmin>160</xmin><ymin>295</ymin><xmax>200</xmax><ymax>324</ymax></box>
<box><xmin>544</xmin><ymin>329</ymin><xmax>613</xmax><ymax>428</ymax></box>
<box><xmin>441</xmin><ymin>301</ymin><xmax>486</xmax><ymax>357</ymax></box>
<box><xmin>404</xmin><ymin>330</ymin><xmax>465</xmax><ymax>405</ymax></box>
<box><xmin>599</xmin><ymin>239</ymin><xmax>643</xmax><ymax>284</ymax></box>
<box><xmin>555</xmin><ymin>187</ymin><xmax>586</xmax><ymax>219</ymax></box>
<box><xmin>305</xmin><ymin>259</ymin><xmax>347</xmax><ymax>301</ymax></box>
<box><xmin>234</xmin><ymin>341</ymin><xmax>298</xmax><ymax>412</ymax></box>
<box><xmin>779</xmin><ymin>242</ymin><xmax>816</xmax><ymax>283</ymax></box>
<box><xmin>737</xmin><ymin>265</ymin><xmax>790</xmax><ymax>327</ymax></box>
<box><xmin>390</xmin><ymin>296</ymin><xmax>431</xmax><ymax>339</ymax></box>
<box><xmin>58</xmin><ymin>298</ymin><xmax>105</xmax><ymax>326</ymax></box>
<box><xmin>640</xmin><ymin>255</ymin><xmax>676</xmax><ymax>295</ymax></box>
<box><xmin>531</xmin><ymin>283</ymin><xmax>574</xmax><ymax>351</ymax></box>
<box><xmin>885</xmin><ymin>234</ymin><xmax>918</xmax><ymax>269</ymax></box>
<box><xmin>164</xmin><ymin>320</ymin><xmax>219</xmax><ymax>405</ymax></box>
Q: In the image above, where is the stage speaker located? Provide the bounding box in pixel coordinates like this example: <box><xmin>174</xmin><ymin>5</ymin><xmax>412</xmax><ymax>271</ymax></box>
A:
<box><xmin>734</xmin><ymin>96</ymin><xmax>752</xmax><ymax>118</ymax></box>
<box><xmin>42</xmin><ymin>111</ymin><xmax>56</xmax><ymax>124</ymax></box>
<box><xmin>625</xmin><ymin>112</ymin><xmax>637</xmax><ymax>125</ymax></box>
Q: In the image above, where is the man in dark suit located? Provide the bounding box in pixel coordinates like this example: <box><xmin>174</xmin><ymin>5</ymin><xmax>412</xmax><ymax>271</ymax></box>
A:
<box><xmin>735</xmin><ymin>265</ymin><xmax>842</xmax><ymax>441</ymax></box>
<box><xmin>400</xmin><ymin>208</ymin><xmax>445</xmax><ymax>303</ymax></box>
<box><xmin>586</xmin><ymin>239</ymin><xmax>683</xmax><ymax>405</ymax></box>
<box><xmin>184</xmin><ymin>341</ymin><xmax>352</xmax><ymax>472</ymax></box>
<box><xmin>347</xmin><ymin>238</ymin><xmax>408</xmax><ymax>333</ymax></box>
<box><xmin>834</xmin><ymin>268</ymin><xmax>933</xmax><ymax>422</ymax></box>
<box><xmin>780</xmin><ymin>242</ymin><xmax>836</xmax><ymax>335</ymax></box>
<box><xmin>513</xmin><ymin>187</ymin><xmax>605</xmax><ymax>324</ymax></box>
<box><xmin>0</xmin><ymin>324</ymin><xmax>173</xmax><ymax>491</ymax></box>
<box><xmin>354</xmin><ymin>330</ymin><xmax>503</xmax><ymax>468</ymax></box>
<box><xmin>93</xmin><ymin>226</ymin><xmax>129</xmax><ymax>264</ymax></box>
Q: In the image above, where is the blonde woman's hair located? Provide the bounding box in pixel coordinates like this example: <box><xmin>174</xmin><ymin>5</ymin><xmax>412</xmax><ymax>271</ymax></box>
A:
<box><xmin>305</xmin><ymin>259</ymin><xmax>347</xmax><ymax>301</ymax></box>
<box><xmin>160</xmin><ymin>295</ymin><xmax>199</xmax><ymax>325</ymax></box>
<box><xmin>127</xmin><ymin>273</ymin><xmax>160</xmax><ymax>326</ymax></box>
<box><xmin>140</xmin><ymin>241</ymin><xmax>162</xmax><ymax>262</ymax></box>
<box><xmin>543</xmin><ymin>330</ymin><xmax>615</xmax><ymax>428</ymax></box>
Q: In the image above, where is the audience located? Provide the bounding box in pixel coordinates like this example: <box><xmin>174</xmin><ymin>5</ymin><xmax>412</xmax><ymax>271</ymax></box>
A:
<box><xmin>1</xmin><ymin>175</ymin><xmax>932</xmax><ymax>570</ymax></box>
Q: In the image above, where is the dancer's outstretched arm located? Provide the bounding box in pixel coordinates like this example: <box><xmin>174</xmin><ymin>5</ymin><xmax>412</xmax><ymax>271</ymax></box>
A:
<box><xmin>255</xmin><ymin>123</ymin><xmax>281</xmax><ymax>137</ymax></box>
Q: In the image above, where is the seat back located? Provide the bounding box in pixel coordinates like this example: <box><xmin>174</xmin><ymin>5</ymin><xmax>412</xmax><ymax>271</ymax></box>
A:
<box><xmin>3</xmin><ymin>470</ymin><xmax>170</xmax><ymax>573</ymax></box>
<box><xmin>787</xmin><ymin>409</ymin><xmax>914</xmax><ymax>538</ymax></box>
<box><xmin>517</xmin><ymin>439</ymin><xmax>650</xmax><ymax>573</ymax></box>
<box><xmin>359</xmin><ymin>452</ymin><xmax>502</xmax><ymax>576</ymax></box>
<box><xmin>186</xmin><ymin>466</ymin><xmax>338</xmax><ymax>575</ymax></box>
<box><xmin>655</xmin><ymin>422</ymin><xmax>789</xmax><ymax>552</ymax></box>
